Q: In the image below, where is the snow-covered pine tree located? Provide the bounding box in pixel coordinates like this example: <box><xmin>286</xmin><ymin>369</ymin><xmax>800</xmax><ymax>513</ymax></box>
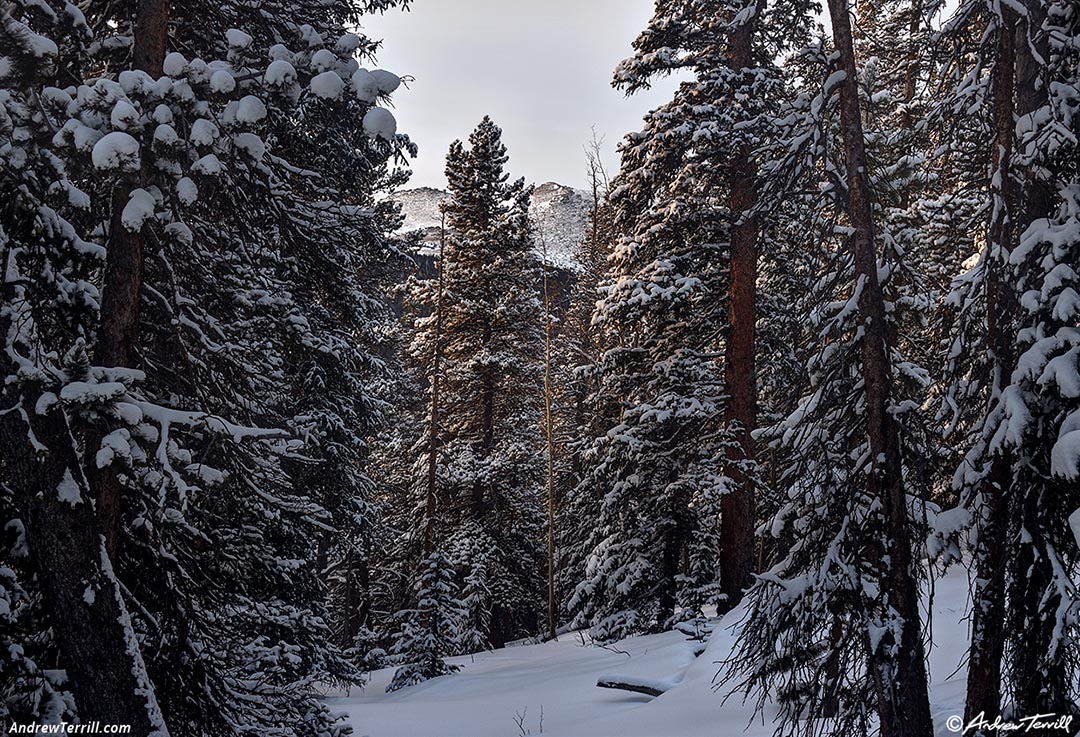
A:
<box><xmin>821</xmin><ymin>5</ymin><xmax>933</xmax><ymax>729</ymax></box>
<box><xmin>564</xmin><ymin>0</ymin><xmax>805</xmax><ymax>641</ymax></box>
<box><xmin>386</xmin><ymin>550</ymin><xmax>464</xmax><ymax>692</ymax></box>
<box><xmin>0</xmin><ymin>8</ymin><xmax>169</xmax><ymax>730</ymax></box>
<box><xmin>717</xmin><ymin>0</ymin><xmax>765</xmax><ymax>607</ymax></box>
<box><xmin>851</xmin><ymin>0</ymin><xmax>955</xmax><ymax>440</ymax></box>
<box><xmin>392</xmin><ymin>117</ymin><xmax>545</xmax><ymax>655</ymax></box>
<box><xmin>250</xmin><ymin>16</ymin><xmax>413</xmax><ymax>664</ymax></box>
<box><xmin>726</xmin><ymin>2</ymin><xmax>936</xmax><ymax>734</ymax></box>
<box><xmin>1001</xmin><ymin>65</ymin><xmax>1080</xmax><ymax>714</ymax></box>
<box><xmin>370</xmin><ymin>226</ymin><xmax>451</xmax><ymax>666</ymax></box>
<box><xmin>933</xmin><ymin>0</ymin><xmax>1080</xmax><ymax>722</ymax></box>
<box><xmin>2</xmin><ymin>0</ymin><xmax>412</xmax><ymax>732</ymax></box>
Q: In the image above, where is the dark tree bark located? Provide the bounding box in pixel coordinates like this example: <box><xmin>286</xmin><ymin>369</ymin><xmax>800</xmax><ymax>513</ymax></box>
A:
<box><xmin>0</xmin><ymin>2</ymin><xmax>171</xmax><ymax>729</ymax></box>
<box><xmin>965</xmin><ymin>466</ymin><xmax>1010</xmax><ymax>728</ymax></box>
<box><xmin>720</xmin><ymin>0</ymin><xmax>765</xmax><ymax>609</ymax></box>
<box><xmin>0</xmin><ymin>342</ymin><xmax>164</xmax><ymax>735</ymax></box>
<box><xmin>132</xmin><ymin>0</ymin><xmax>170</xmax><ymax>79</ymax></box>
<box><xmin>966</xmin><ymin>2</ymin><xmax>1058</xmax><ymax>725</ymax></box>
<box><xmin>964</xmin><ymin>8</ymin><xmax>1018</xmax><ymax>728</ymax></box>
<box><xmin>343</xmin><ymin>550</ymin><xmax>372</xmax><ymax>647</ymax></box>
<box><xmin>88</xmin><ymin>0</ymin><xmax>170</xmax><ymax>557</ymax></box>
<box><xmin>826</xmin><ymin>1</ymin><xmax>933</xmax><ymax>735</ymax></box>
<box><xmin>659</xmin><ymin>510</ymin><xmax>680</xmax><ymax>627</ymax></box>
<box><xmin>471</xmin><ymin>311</ymin><xmax>496</xmax><ymax>521</ymax></box>
<box><xmin>1001</xmin><ymin>0</ymin><xmax>1060</xmax><ymax>720</ymax></box>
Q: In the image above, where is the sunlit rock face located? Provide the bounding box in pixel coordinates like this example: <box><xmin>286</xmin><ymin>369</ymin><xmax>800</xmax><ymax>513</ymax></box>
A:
<box><xmin>392</xmin><ymin>182</ymin><xmax>590</xmax><ymax>271</ymax></box>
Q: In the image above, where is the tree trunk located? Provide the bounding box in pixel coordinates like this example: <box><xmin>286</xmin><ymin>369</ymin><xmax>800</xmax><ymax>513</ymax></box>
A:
<box><xmin>473</xmin><ymin>369</ymin><xmax>495</xmax><ymax>518</ymax></box>
<box><xmin>1001</xmin><ymin>0</ymin><xmax>1060</xmax><ymax>719</ymax></box>
<box><xmin>0</xmin><ymin>358</ymin><xmax>165</xmax><ymax>735</ymax></box>
<box><xmin>659</xmin><ymin>499</ymin><xmax>680</xmax><ymax>627</ymax></box>
<box><xmin>489</xmin><ymin>603</ymin><xmax>510</xmax><ymax>650</ymax></box>
<box><xmin>542</xmin><ymin>233</ymin><xmax>557</xmax><ymax>640</ymax></box>
<box><xmin>965</xmin><ymin>466</ymin><xmax>1009</xmax><ymax>729</ymax></box>
<box><xmin>423</xmin><ymin>215</ymin><xmax>447</xmax><ymax>557</ymax></box>
<box><xmin>88</xmin><ymin>0</ymin><xmax>171</xmax><ymax>558</ymax></box>
<box><xmin>0</xmin><ymin>1</ymin><xmax>171</xmax><ymax>728</ymax></box>
<box><xmin>898</xmin><ymin>0</ymin><xmax>922</xmax><ymax>211</ymax></box>
<box><xmin>596</xmin><ymin>677</ymin><xmax>667</xmax><ymax>698</ymax></box>
<box><xmin>343</xmin><ymin>550</ymin><xmax>371</xmax><ymax>647</ymax></box>
<box><xmin>720</xmin><ymin>0</ymin><xmax>764</xmax><ymax>610</ymax></box>
<box><xmin>132</xmin><ymin>0</ymin><xmax>170</xmax><ymax>79</ymax></box>
<box><xmin>826</xmin><ymin>2</ymin><xmax>933</xmax><ymax>735</ymax></box>
<box><xmin>964</xmin><ymin>8</ymin><xmax>1018</xmax><ymax>728</ymax></box>
<box><xmin>821</xmin><ymin>612</ymin><xmax>844</xmax><ymax>717</ymax></box>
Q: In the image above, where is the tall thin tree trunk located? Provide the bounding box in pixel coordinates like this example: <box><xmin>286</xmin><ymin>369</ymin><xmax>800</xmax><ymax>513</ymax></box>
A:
<box><xmin>423</xmin><ymin>214</ymin><xmax>447</xmax><ymax>558</ymax></box>
<box><xmin>720</xmin><ymin>0</ymin><xmax>764</xmax><ymax>610</ymax></box>
<box><xmin>659</xmin><ymin>502</ymin><xmax>680</xmax><ymax>627</ymax></box>
<box><xmin>343</xmin><ymin>549</ymin><xmax>372</xmax><ymax>648</ymax></box>
<box><xmin>474</xmin><ymin>369</ymin><xmax>495</xmax><ymax>517</ymax></box>
<box><xmin>898</xmin><ymin>0</ymin><xmax>922</xmax><ymax>212</ymax></box>
<box><xmin>88</xmin><ymin>0</ymin><xmax>171</xmax><ymax>557</ymax></box>
<box><xmin>964</xmin><ymin>8</ymin><xmax>1018</xmax><ymax>728</ymax></box>
<box><xmin>541</xmin><ymin>230</ymin><xmax>557</xmax><ymax>641</ymax></box>
<box><xmin>827</xmin><ymin>2</ymin><xmax>933</xmax><ymax>735</ymax></box>
<box><xmin>1002</xmin><ymin>0</ymin><xmax>1059</xmax><ymax>719</ymax></box>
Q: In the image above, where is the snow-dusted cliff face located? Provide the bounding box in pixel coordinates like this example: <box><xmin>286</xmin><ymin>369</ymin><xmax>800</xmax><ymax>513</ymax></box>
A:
<box><xmin>392</xmin><ymin>182</ymin><xmax>590</xmax><ymax>271</ymax></box>
<box><xmin>395</xmin><ymin>186</ymin><xmax>451</xmax><ymax>233</ymax></box>
<box><xmin>529</xmin><ymin>182</ymin><xmax>591</xmax><ymax>271</ymax></box>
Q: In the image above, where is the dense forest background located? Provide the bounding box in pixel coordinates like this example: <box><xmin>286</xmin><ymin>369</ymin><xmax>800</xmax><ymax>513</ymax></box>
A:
<box><xmin>1</xmin><ymin>0</ymin><xmax>1079</xmax><ymax>736</ymax></box>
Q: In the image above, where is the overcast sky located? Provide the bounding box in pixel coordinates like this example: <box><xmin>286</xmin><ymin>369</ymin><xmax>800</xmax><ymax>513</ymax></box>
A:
<box><xmin>360</xmin><ymin>0</ymin><xmax>682</xmax><ymax>190</ymax></box>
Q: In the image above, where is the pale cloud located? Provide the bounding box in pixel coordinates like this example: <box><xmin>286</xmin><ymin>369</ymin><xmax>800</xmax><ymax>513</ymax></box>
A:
<box><xmin>361</xmin><ymin>0</ymin><xmax>682</xmax><ymax>189</ymax></box>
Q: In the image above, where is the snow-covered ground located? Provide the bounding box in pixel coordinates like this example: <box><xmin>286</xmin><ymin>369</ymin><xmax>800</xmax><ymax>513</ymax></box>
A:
<box><xmin>330</xmin><ymin>566</ymin><xmax>972</xmax><ymax>737</ymax></box>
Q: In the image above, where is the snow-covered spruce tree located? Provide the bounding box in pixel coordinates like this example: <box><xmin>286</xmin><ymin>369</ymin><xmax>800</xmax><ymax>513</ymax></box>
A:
<box><xmin>1002</xmin><ymin>85</ymin><xmax>1080</xmax><ymax>719</ymax></box>
<box><xmin>726</xmin><ymin>2</ymin><xmax>936</xmax><ymax>734</ymax></box>
<box><xmin>368</xmin><ymin>221</ymin><xmax>453</xmax><ymax>659</ymax></box>
<box><xmin>2</xmin><ymin>0</ymin><xmax>412</xmax><ymax>732</ymax></box>
<box><xmin>439</xmin><ymin>118</ymin><xmax>544</xmax><ymax>648</ymax></box>
<box><xmin>393</xmin><ymin>117</ymin><xmax>545</xmax><ymax>655</ymax></box>
<box><xmin>244</xmin><ymin>19</ymin><xmax>413</xmax><ymax>664</ymax></box>
<box><xmin>932</xmin><ymin>0</ymin><xmax>1080</xmax><ymax>723</ymax></box>
<box><xmin>386</xmin><ymin>550</ymin><xmax>464</xmax><ymax>692</ymax></box>
<box><xmin>615</xmin><ymin>0</ymin><xmax>776</xmax><ymax>610</ymax></box>
<box><xmin>564</xmin><ymin>0</ymin><xmax>806</xmax><ymax>641</ymax></box>
<box><xmin>359</xmin><ymin>322</ymin><xmax>425</xmax><ymax>669</ymax></box>
<box><xmin>89</xmin><ymin>0</ymin><xmax>416</xmax><ymax>661</ymax></box>
<box><xmin>0</xmin><ymin>5</ymin><xmax>167</xmax><ymax>731</ymax></box>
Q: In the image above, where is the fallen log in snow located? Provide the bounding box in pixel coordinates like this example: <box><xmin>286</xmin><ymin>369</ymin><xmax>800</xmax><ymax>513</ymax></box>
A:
<box><xmin>596</xmin><ymin>675</ymin><xmax>675</xmax><ymax>698</ymax></box>
<box><xmin>674</xmin><ymin>619</ymin><xmax>715</xmax><ymax>641</ymax></box>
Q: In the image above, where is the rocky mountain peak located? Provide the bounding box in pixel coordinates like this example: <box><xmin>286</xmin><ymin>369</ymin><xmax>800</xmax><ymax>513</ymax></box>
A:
<box><xmin>392</xmin><ymin>182</ymin><xmax>590</xmax><ymax>271</ymax></box>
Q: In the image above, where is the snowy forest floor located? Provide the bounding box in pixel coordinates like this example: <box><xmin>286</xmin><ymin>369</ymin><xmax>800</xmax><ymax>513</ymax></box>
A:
<box><xmin>329</xmin><ymin>566</ymin><xmax>972</xmax><ymax>737</ymax></box>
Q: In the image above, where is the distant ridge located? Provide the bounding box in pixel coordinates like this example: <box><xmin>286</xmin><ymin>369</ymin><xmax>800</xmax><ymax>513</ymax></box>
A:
<box><xmin>392</xmin><ymin>182</ymin><xmax>590</xmax><ymax>271</ymax></box>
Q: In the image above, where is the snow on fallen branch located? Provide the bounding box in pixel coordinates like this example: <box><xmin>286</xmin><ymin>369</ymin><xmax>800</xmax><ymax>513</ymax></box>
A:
<box><xmin>673</xmin><ymin>619</ymin><xmax>714</xmax><ymax>641</ymax></box>
<box><xmin>596</xmin><ymin>675</ymin><xmax>678</xmax><ymax>698</ymax></box>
